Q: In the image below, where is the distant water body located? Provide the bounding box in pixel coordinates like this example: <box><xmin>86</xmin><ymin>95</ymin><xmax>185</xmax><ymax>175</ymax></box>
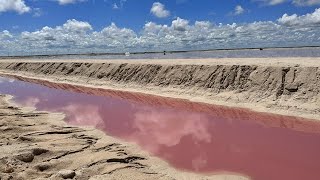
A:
<box><xmin>56</xmin><ymin>47</ymin><xmax>320</xmax><ymax>59</ymax></box>
<box><xmin>2</xmin><ymin>47</ymin><xmax>320</xmax><ymax>59</ymax></box>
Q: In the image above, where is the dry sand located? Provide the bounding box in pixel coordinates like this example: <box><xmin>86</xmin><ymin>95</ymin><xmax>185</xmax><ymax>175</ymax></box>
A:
<box><xmin>0</xmin><ymin>58</ymin><xmax>319</xmax><ymax>120</ymax></box>
<box><xmin>1</xmin><ymin>57</ymin><xmax>320</xmax><ymax>67</ymax></box>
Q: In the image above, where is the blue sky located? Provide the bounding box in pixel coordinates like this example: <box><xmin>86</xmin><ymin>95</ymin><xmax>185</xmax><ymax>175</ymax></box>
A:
<box><xmin>1</xmin><ymin>0</ymin><xmax>318</xmax><ymax>32</ymax></box>
<box><xmin>0</xmin><ymin>0</ymin><xmax>320</xmax><ymax>55</ymax></box>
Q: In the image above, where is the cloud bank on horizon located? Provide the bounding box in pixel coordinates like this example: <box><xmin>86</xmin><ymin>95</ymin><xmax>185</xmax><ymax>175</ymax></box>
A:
<box><xmin>257</xmin><ymin>0</ymin><xmax>320</xmax><ymax>6</ymax></box>
<box><xmin>0</xmin><ymin>0</ymin><xmax>320</xmax><ymax>55</ymax></box>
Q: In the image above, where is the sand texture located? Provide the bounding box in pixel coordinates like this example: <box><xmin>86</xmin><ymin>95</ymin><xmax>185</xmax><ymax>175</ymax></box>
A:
<box><xmin>0</xmin><ymin>58</ymin><xmax>319</xmax><ymax>120</ymax></box>
<box><xmin>0</xmin><ymin>95</ymin><xmax>248</xmax><ymax>180</ymax></box>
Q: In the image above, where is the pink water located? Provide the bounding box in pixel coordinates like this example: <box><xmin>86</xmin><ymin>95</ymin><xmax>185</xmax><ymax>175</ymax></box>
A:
<box><xmin>1</xmin><ymin>76</ymin><xmax>320</xmax><ymax>180</ymax></box>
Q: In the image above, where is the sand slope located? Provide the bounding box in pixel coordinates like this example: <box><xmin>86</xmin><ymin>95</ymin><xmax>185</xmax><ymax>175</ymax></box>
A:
<box><xmin>0</xmin><ymin>58</ymin><xmax>319</xmax><ymax>120</ymax></box>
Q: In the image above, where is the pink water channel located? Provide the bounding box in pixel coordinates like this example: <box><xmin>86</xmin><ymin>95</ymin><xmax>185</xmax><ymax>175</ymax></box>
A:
<box><xmin>1</xmin><ymin>75</ymin><xmax>320</xmax><ymax>180</ymax></box>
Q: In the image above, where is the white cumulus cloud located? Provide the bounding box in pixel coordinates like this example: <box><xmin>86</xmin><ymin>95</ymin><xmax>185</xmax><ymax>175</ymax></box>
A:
<box><xmin>172</xmin><ymin>17</ymin><xmax>189</xmax><ymax>31</ymax></box>
<box><xmin>234</xmin><ymin>5</ymin><xmax>245</xmax><ymax>15</ymax></box>
<box><xmin>112</xmin><ymin>0</ymin><xmax>127</xmax><ymax>9</ymax></box>
<box><xmin>293</xmin><ymin>0</ymin><xmax>320</xmax><ymax>6</ymax></box>
<box><xmin>63</xmin><ymin>19</ymin><xmax>93</xmax><ymax>32</ymax></box>
<box><xmin>1</xmin><ymin>9</ymin><xmax>320</xmax><ymax>56</ymax></box>
<box><xmin>19</xmin><ymin>19</ymin><xmax>93</xmax><ymax>52</ymax></box>
<box><xmin>0</xmin><ymin>30</ymin><xmax>13</xmax><ymax>39</ymax></box>
<box><xmin>151</xmin><ymin>2</ymin><xmax>170</xmax><ymax>18</ymax></box>
<box><xmin>112</xmin><ymin>3</ymin><xmax>119</xmax><ymax>9</ymax></box>
<box><xmin>270</xmin><ymin>0</ymin><xmax>287</xmax><ymax>5</ymax></box>
<box><xmin>253</xmin><ymin>0</ymin><xmax>287</xmax><ymax>5</ymax></box>
<box><xmin>0</xmin><ymin>0</ymin><xmax>30</xmax><ymax>14</ymax></box>
<box><xmin>278</xmin><ymin>8</ymin><xmax>320</xmax><ymax>26</ymax></box>
<box><xmin>255</xmin><ymin>0</ymin><xmax>320</xmax><ymax>6</ymax></box>
<box><xmin>56</xmin><ymin>0</ymin><xmax>86</xmax><ymax>5</ymax></box>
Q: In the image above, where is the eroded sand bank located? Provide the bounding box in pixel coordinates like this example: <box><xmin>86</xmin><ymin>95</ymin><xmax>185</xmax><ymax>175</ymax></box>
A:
<box><xmin>0</xmin><ymin>58</ymin><xmax>319</xmax><ymax>120</ymax></box>
<box><xmin>0</xmin><ymin>57</ymin><xmax>319</xmax><ymax>179</ymax></box>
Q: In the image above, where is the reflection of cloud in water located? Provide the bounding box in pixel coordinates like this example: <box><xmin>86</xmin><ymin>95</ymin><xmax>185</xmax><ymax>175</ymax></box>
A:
<box><xmin>0</xmin><ymin>77</ymin><xmax>6</xmax><ymax>84</ymax></box>
<box><xmin>18</xmin><ymin>97</ymin><xmax>40</xmax><ymax>107</ymax></box>
<box><xmin>61</xmin><ymin>104</ymin><xmax>104</xmax><ymax>128</ymax></box>
<box><xmin>131</xmin><ymin>107</ymin><xmax>212</xmax><ymax>153</ymax></box>
<box><xmin>0</xmin><ymin>77</ymin><xmax>15</xmax><ymax>83</ymax></box>
<box><xmin>191</xmin><ymin>154</ymin><xmax>208</xmax><ymax>171</ymax></box>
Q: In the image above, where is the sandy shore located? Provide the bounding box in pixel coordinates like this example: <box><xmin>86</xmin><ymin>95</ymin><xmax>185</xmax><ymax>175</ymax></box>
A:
<box><xmin>0</xmin><ymin>58</ymin><xmax>319</xmax><ymax>120</ymax></box>
<box><xmin>0</xmin><ymin>94</ymin><xmax>249</xmax><ymax>180</ymax></box>
<box><xmin>0</xmin><ymin>58</ymin><xmax>319</xmax><ymax>179</ymax></box>
<box><xmin>1</xmin><ymin>57</ymin><xmax>320</xmax><ymax>67</ymax></box>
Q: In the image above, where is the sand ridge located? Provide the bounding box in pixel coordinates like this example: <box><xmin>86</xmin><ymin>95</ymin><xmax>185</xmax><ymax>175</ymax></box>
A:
<box><xmin>1</xmin><ymin>57</ymin><xmax>320</xmax><ymax>67</ymax></box>
<box><xmin>0</xmin><ymin>58</ymin><xmax>319</xmax><ymax>179</ymax></box>
<box><xmin>0</xmin><ymin>58</ymin><xmax>319</xmax><ymax>120</ymax></box>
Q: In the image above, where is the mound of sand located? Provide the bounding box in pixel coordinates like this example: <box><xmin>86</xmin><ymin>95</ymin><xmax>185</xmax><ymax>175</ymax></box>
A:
<box><xmin>0</xmin><ymin>58</ymin><xmax>319</xmax><ymax>120</ymax></box>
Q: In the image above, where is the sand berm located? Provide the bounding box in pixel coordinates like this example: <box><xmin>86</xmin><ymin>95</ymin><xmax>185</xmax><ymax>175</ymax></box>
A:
<box><xmin>0</xmin><ymin>57</ymin><xmax>320</xmax><ymax>179</ymax></box>
<box><xmin>0</xmin><ymin>58</ymin><xmax>319</xmax><ymax>120</ymax></box>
